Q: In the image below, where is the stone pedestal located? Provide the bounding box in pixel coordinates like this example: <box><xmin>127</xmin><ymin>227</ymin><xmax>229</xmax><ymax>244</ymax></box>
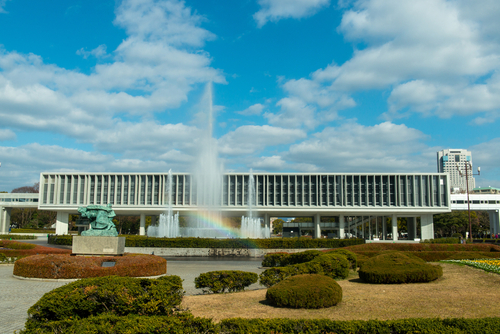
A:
<box><xmin>73</xmin><ymin>236</ymin><xmax>126</xmax><ymax>256</ymax></box>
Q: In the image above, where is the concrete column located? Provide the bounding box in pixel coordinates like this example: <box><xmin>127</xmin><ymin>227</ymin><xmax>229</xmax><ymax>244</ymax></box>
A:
<box><xmin>382</xmin><ymin>216</ymin><xmax>387</xmax><ymax>240</ymax></box>
<box><xmin>392</xmin><ymin>214</ymin><xmax>398</xmax><ymax>241</ymax></box>
<box><xmin>407</xmin><ymin>217</ymin><xmax>416</xmax><ymax>240</ymax></box>
<box><xmin>0</xmin><ymin>206</ymin><xmax>12</xmax><ymax>234</ymax></box>
<box><xmin>368</xmin><ymin>217</ymin><xmax>372</xmax><ymax>240</ymax></box>
<box><xmin>139</xmin><ymin>213</ymin><xmax>146</xmax><ymax>236</ymax></box>
<box><xmin>489</xmin><ymin>210</ymin><xmax>500</xmax><ymax>236</ymax></box>
<box><xmin>362</xmin><ymin>218</ymin><xmax>365</xmax><ymax>239</ymax></box>
<box><xmin>339</xmin><ymin>215</ymin><xmax>345</xmax><ymax>239</ymax></box>
<box><xmin>421</xmin><ymin>214</ymin><xmax>434</xmax><ymax>240</ymax></box>
<box><xmin>375</xmin><ymin>217</ymin><xmax>379</xmax><ymax>239</ymax></box>
<box><xmin>55</xmin><ymin>212</ymin><xmax>69</xmax><ymax>235</ymax></box>
<box><xmin>314</xmin><ymin>213</ymin><xmax>321</xmax><ymax>239</ymax></box>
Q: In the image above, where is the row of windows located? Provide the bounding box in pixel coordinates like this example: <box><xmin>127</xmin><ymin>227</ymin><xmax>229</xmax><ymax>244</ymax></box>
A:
<box><xmin>40</xmin><ymin>173</ymin><xmax>449</xmax><ymax>208</ymax></box>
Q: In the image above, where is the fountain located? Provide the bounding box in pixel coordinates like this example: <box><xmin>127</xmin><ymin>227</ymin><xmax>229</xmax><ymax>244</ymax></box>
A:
<box><xmin>147</xmin><ymin>169</ymin><xmax>180</xmax><ymax>238</ymax></box>
<box><xmin>240</xmin><ymin>170</ymin><xmax>269</xmax><ymax>238</ymax></box>
<box><xmin>149</xmin><ymin>83</ymin><xmax>269</xmax><ymax>239</ymax></box>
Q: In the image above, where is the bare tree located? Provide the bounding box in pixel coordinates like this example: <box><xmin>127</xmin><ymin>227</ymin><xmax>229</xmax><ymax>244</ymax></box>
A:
<box><xmin>11</xmin><ymin>182</ymin><xmax>39</xmax><ymax>193</ymax></box>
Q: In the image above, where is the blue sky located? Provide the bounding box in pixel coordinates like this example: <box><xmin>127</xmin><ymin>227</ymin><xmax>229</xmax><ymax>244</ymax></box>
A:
<box><xmin>1</xmin><ymin>0</ymin><xmax>500</xmax><ymax>192</ymax></box>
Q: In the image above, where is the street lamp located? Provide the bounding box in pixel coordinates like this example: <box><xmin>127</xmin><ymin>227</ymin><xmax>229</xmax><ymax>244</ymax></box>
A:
<box><xmin>456</xmin><ymin>162</ymin><xmax>480</xmax><ymax>242</ymax></box>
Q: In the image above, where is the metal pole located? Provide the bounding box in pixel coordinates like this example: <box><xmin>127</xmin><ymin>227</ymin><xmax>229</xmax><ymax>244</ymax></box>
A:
<box><xmin>466</xmin><ymin>163</ymin><xmax>473</xmax><ymax>242</ymax></box>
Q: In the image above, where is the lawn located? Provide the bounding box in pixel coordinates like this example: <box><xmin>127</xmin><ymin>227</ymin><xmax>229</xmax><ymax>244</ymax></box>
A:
<box><xmin>182</xmin><ymin>263</ymin><xmax>500</xmax><ymax>322</ymax></box>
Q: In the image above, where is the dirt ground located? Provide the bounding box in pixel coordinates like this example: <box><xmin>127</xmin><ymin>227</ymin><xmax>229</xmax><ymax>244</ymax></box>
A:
<box><xmin>182</xmin><ymin>263</ymin><xmax>500</xmax><ymax>322</ymax></box>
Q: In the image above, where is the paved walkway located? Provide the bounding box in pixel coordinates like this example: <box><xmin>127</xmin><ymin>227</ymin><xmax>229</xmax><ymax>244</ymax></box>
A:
<box><xmin>0</xmin><ymin>258</ymin><xmax>264</xmax><ymax>334</ymax></box>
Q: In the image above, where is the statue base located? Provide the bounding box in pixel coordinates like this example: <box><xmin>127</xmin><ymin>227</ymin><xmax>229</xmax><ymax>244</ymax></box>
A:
<box><xmin>72</xmin><ymin>236</ymin><xmax>126</xmax><ymax>256</ymax></box>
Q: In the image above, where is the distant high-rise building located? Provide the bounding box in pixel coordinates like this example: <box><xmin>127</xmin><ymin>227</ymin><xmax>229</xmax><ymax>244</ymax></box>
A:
<box><xmin>437</xmin><ymin>149</ymin><xmax>475</xmax><ymax>193</ymax></box>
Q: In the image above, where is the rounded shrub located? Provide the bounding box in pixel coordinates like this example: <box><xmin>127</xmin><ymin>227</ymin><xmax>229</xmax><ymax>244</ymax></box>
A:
<box><xmin>262</xmin><ymin>252</ymin><xmax>290</xmax><ymax>267</ymax></box>
<box><xmin>266</xmin><ymin>274</ymin><xmax>342</xmax><ymax>308</ymax></box>
<box><xmin>25</xmin><ymin>275</ymin><xmax>184</xmax><ymax>328</ymax></box>
<box><xmin>359</xmin><ymin>251</ymin><xmax>443</xmax><ymax>284</ymax></box>
<box><xmin>326</xmin><ymin>249</ymin><xmax>357</xmax><ymax>269</ymax></box>
<box><xmin>194</xmin><ymin>270</ymin><xmax>258</xmax><ymax>293</ymax></box>
<box><xmin>310</xmin><ymin>253</ymin><xmax>349</xmax><ymax>279</ymax></box>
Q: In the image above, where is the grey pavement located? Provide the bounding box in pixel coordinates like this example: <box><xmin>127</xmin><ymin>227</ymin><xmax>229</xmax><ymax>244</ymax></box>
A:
<box><xmin>0</xmin><ymin>253</ymin><xmax>265</xmax><ymax>334</ymax></box>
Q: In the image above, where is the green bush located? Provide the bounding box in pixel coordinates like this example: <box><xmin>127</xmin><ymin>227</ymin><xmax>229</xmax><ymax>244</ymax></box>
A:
<box><xmin>359</xmin><ymin>252</ymin><xmax>443</xmax><ymax>284</ymax></box>
<box><xmin>444</xmin><ymin>251</ymin><xmax>489</xmax><ymax>260</ymax></box>
<box><xmin>259</xmin><ymin>253</ymin><xmax>349</xmax><ymax>287</ymax></box>
<box><xmin>25</xmin><ymin>275</ymin><xmax>184</xmax><ymax>330</ymax></box>
<box><xmin>266</xmin><ymin>274</ymin><xmax>342</xmax><ymax>309</ymax></box>
<box><xmin>421</xmin><ymin>237</ymin><xmax>460</xmax><ymax>244</ymax></box>
<box><xmin>0</xmin><ymin>234</ymin><xmax>37</xmax><ymax>240</ymax></box>
<box><xmin>261</xmin><ymin>252</ymin><xmax>289</xmax><ymax>267</ymax></box>
<box><xmin>19</xmin><ymin>314</ymin><xmax>216</xmax><ymax>334</ymax></box>
<box><xmin>326</xmin><ymin>249</ymin><xmax>357</xmax><ymax>269</ymax></box>
<box><xmin>452</xmin><ymin>233</ymin><xmax>463</xmax><ymax>238</ymax></box>
<box><xmin>0</xmin><ymin>253</ymin><xmax>6</xmax><ymax>262</ymax></box>
<box><xmin>48</xmin><ymin>235</ymin><xmax>365</xmax><ymax>249</ymax></box>
<box><xmin>194</xmin><ymin>270</ymin><xmax>258</xmax><ymax>293</ymax></box>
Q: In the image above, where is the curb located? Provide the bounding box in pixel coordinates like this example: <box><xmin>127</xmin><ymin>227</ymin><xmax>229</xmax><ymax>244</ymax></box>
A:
<box><xmin>12</xmin><ymin>273</ymin><xmax>168</xmax><ymax>282</ymax></box>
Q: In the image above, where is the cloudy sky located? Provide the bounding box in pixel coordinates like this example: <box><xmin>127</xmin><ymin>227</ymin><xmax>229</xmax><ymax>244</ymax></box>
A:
<box><xmin>1</xmin><ymin>0</ymin><xmax>500</xmax><ymax>192</ymax></box>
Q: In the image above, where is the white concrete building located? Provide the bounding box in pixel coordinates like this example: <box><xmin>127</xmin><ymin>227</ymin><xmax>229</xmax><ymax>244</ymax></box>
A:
<box><xmin>437</xmin><ymin>149</ymin><xmax>475</xmax><ymax>193</ymax></box>
<box><xmin>24</xmin><ymin>172</ymin><xmax>451</xmax><ymax>239</ymax></box>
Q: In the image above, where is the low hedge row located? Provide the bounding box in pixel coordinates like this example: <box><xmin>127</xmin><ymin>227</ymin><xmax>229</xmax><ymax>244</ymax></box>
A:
<box><xmin>266</xmin><ymin>274</ymin><xmax>343</xmax><ymax>309</ymax></box>
<box><xmin>354</xmin><ymin>250</ymin><xmax>500</xmax><ymax>262</ymax></box>
<box><xmin>259</xmin><ymin>253</ymin><xmax>349</xmax><ymax>287</ymax></box>
<box><xmin>24</xmin><ymin>275</ymin><xmax>185</xmax><ymax>331</ymax></box>
<box><xmin>13</xmin><ymin>254</ymin><xmax>166</xmax><ymax>279</ymax></box>
<box><xmin>421</xmin><ymin>237</ymin><xmax>460</xmax><ymax>244</ymax></box>
<box><xmin>48</xmin><ymin>235</ymin><xmax>365</xmax><ymax>249</ymax></box>
<box><xmin>0</xmin><ymin>234</ymin><xmax>37</xmax><ymax>240</ymax></box>
<box><xmin>0</xmin><ymin>240</ymin><xmax>70</xmax><ymax>260</ymax></box>
<box><xmin>345</xmin><ymin>243</ymin><xmax>500</xmax><ymax>253</ymax></box>
<box><xmin>19</xmin><ymin>316</ymin><xmax>500</xmax><ymax>334</ymax></box>
<box><xmin>11</xmin><ymin>228</ymin><xmax>55</xmax><ymax>234</ymax></box>
<box><xmin>359</xmin><ymin>252</ymin><xmax>443</xmax><ymax>284</ymax></box>
<box><xmin>194</xmin><ymin>270</ymin><xmax>258</xmax><ymax>293</ymax></box>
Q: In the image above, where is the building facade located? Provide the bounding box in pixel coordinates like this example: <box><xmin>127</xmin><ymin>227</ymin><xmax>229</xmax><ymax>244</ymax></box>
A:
<box><xmin>30</xmin><ymin>172</ymin><xmax>452</xmax><ymax>240</ymax></box>
<box><xmin>437</xmin><ymin>149</ymin><xmax>475</xmax><ymax>193</ymax></box>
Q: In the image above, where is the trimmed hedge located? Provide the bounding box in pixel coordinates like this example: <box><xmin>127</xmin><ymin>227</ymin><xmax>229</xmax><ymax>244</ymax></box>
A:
<box><xmin>266</xmin><ymin>274</ymin><xmax>342</xmax><ymax>308</ymax></box>
<box><xmin>20</xmin><ymin>316</ymin><xmax>500</xmax><ymax>334</ymax></box>
<box><xmin>345</xmin><ymin>243</ymin><xmax>500</xmax><ymax>253</ymax></box>
<box><xmin>359</xmin><ymin>251</ymin><xmax>443</xmax><ymax>284</ymax></box>
<box><xmin>194</xmin><ymin>270</ymin><xmax>258</xmax><ymax>293</ymax></box>
<box><xmin>48</xmin><ymin>234</ymin><xmax>365</xmax><ymax>249</ymax></box>
<box><xmin>14</xmin><ymin>254</ymin><xmax>166</xmax><ymax>279</ymax></box>
<box><xmin>0</xmin><ymin>234</ymin><xmax>37</xmax><ymax>240</ymax></box>
<box><xmin>19</xmin><ymin>314</ymin><xmax>215</xmax><ymax>334</ymax></box>
<box><xmin>421</xmin><ymin>237</ymin><xmax>460</xmax><ymax>244</ymax></box>
<box><xmin>259</xmin><ymin>253</ymin><xmax>349</xmax><ymax>287</ymax></box>
<box><xmin>11</xmin><ymin>228</ymin><xmax>55</xmax><ymax>234</ymax></box>
<box><xmin>24</xmin><ymin>275</ymin><xmax>184</xmax><ymax>331</ymax></box>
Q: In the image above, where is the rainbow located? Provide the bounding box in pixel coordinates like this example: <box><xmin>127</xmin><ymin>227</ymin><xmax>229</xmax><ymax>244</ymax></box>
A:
<box><xmin>187</xmin><ymin>210</ymin><xmax>260</xmax><ymax>247</ymax></box>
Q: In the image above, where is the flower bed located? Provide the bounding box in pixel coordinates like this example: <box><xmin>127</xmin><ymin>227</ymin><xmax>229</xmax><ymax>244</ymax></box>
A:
<box><xmin>443</xmin><ymin>258</ymin><xmax>500</xmax><ymax>275</ymax></box>
<box><xmin>13</xmin><ymin>253</ymin><xmax>166</xmax><ymax>279</ymax></box>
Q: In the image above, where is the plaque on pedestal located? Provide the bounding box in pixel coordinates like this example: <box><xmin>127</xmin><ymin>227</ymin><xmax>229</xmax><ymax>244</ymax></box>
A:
<box><xmin>73</xmin><ymin>236</ymin><xmax>126</xmax><ymax>256</ymax></box>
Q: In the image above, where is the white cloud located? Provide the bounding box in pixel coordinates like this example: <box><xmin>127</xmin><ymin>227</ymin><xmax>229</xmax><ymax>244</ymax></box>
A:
<box><xmin>302</xmin><ymin>0</ymin><xmax>500</xmax><ymax>120</ymax></box>
<box><xmin>0</xmin><ymin>0</ymin><xmax>9</xmax><ymax>14</ymax></box>
<box><xmin>250</xmin><ymin>155</ymin><xmax>287</xmax><ymax>170</ymax></box>
<box><xmin>0</xmin><ymin>129</ymin><xmax>15</xmax><ymax>141</ymax></box>
<box><xmin>236</xmin><ymin>103</ymin><xmax>265</xmax><ymax>116</ymax></box>
<box><xmin>218</xmin><ymin>125</ymin><xmax>306</xmax><ymax>156</ymax></box>
<box><xmin>0</xmin><ymin>0</ymin><xmax>224</xmax><ymax>149</ymax></box>
<box><xmin>76</xmin><ymin>45</ymin><xmax>108</xmax><ymax>59</ymax></box>
<box><xmin>284</xmin><ymin>121</ymin><xmax>431</xmax><ymax>172</ymax></box>
<box><xmin>254</xmin><ymin>0</ymin><xmax>330</xmax><ymax>27</ymax></box>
